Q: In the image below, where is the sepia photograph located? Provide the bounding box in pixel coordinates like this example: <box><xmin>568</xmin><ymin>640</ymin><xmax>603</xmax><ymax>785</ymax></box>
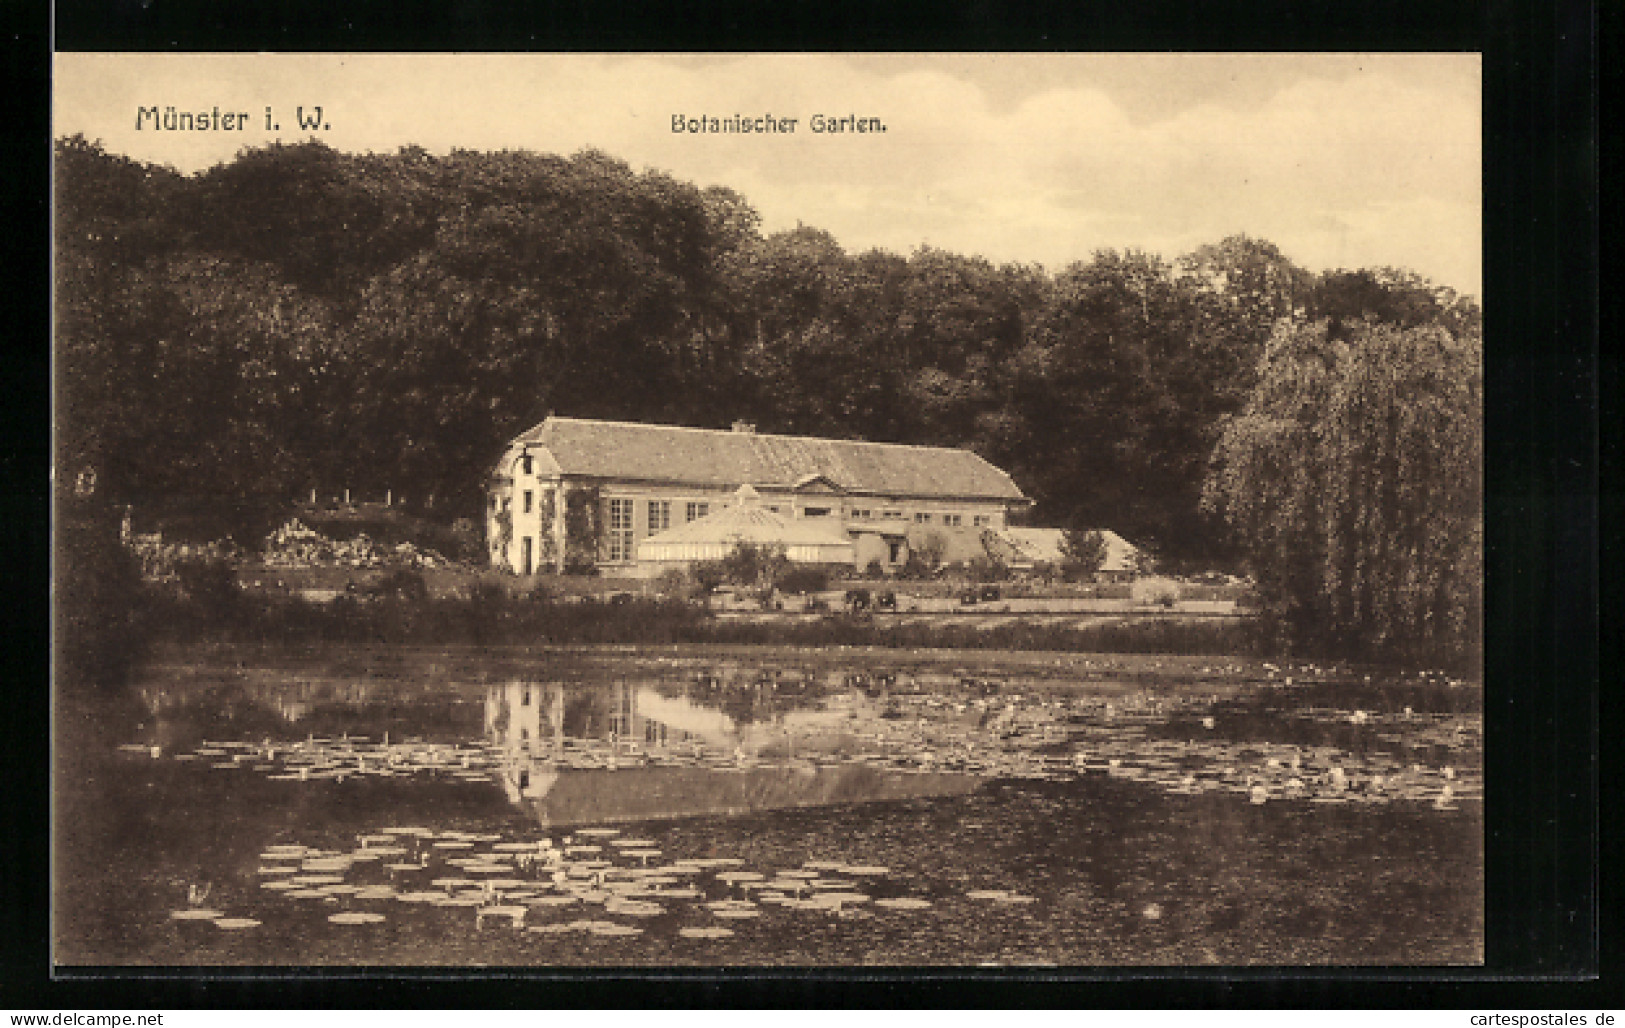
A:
<box><xmin>52</xmin><ymin>52</ymin><xmax>1483</xmax><ymax>968</ymax></box>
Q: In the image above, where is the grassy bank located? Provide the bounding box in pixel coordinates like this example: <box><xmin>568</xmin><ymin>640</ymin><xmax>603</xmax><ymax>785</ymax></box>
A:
<box><xmin>138</xmin><ymin>586</ymin><xmax>1263</xmax><ymax>658</ymax></box>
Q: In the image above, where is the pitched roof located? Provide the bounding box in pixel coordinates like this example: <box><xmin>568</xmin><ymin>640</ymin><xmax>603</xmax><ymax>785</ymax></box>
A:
<box><xmin>509</xmin><ymin>417</ymin><xmax>1027</xmax><ymax>502</ymax></box>
<box><xmin>639</xmin><ymin>488</ymin><xmax>855</xmax><ymax>552</ymax></box>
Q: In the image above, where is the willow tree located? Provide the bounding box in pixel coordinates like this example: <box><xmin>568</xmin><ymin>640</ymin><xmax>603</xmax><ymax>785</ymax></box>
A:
<box><xmin>1203</xmin><ymin>317</ymin><xmax>1482</xmax><ymax>670</ymax></box>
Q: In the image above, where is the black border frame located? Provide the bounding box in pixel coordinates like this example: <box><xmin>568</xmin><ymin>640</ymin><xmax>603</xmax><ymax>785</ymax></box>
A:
<box><xmin>12</xmin><ymin>0</ymin><xmax>1609</xmax><ymax>1007</ymax></box>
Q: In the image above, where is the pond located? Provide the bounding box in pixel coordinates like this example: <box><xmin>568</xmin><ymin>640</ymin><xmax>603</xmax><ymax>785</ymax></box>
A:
<box><xmin>54</xmin><ymin>645</ymin><xmax>1483</xmax><ymax>967</ymax></box>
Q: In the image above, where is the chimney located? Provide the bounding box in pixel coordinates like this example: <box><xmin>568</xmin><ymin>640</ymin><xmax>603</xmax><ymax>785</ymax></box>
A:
<box><xmin>732</xmin><ymin>420</ymin><xmax>756</xmax><ymax>434</ymax></box>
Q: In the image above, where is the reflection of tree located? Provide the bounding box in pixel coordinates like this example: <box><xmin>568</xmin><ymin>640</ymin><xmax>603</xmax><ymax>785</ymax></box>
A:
<box><xmin>561</xmin><ymin>689</ymin><xmax>609</xmax><ymax>737</ymax></box>
<box><xmin>682</xmin><ymin>667</ymin><xmax>835</xmax><ymax>727</ymax></box>
<box><xmin>489</xmin><ymin>691</ymin><xmax>511</xmax><ymax>736</ymax></box>
<box><xmin>714</xmin><ymin>686</ymin><xmax>772</xmax><ymax>726</ymax></box>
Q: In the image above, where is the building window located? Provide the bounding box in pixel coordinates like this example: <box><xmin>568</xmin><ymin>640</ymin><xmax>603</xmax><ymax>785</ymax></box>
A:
<box><xmin>489</xmin><ymin>495</ymin><xmax>498</xmax><ymax>511</ymax></box>
<box><xmin>973</xmin><ymin>514</ymin><xmax>991</xmax><ymax>527</ymax></box>
<box><xmin>943</xmin><ymin>513</ymin><xmax>963</xmax><ymax>527</ymax></box>
<box><xmin>608</xmin><ymin>498</ymin><xmax>634</xmax><ymax>561</ymax></box>
<box><xmin>523</xmin><ymin>490</ymin><xmax>533</xmax><ymax>514</ymax></box>
<box><xmin>914</xmin><ymin>512</ymin><xmax>932</xmax><ymax>524</ymax></box>
<box><xmin>647</xmin><ymin>500</ymin><xmax>671</xmax><ymax>535</ymax></box>
<box><xmin>522</xmin><ymin>688</ymin><xmax>531</xmax><ymax>706</ymax></box>
<box><xmin>803</xmin><ymin>506</ymin><xmax>831</xmax><ymax>518</ymax></box>
<box><xmin>521</xmin><ymin>455</ymin><xmax>533</xmax><ymax>475</ymax></box>
<box><xmin>767</xmin><ymin>505</ymin><xmax>781</xmax><ymax>514</ymax></box>
<box><xmin>850</xmin><ymin>508</ymin><xmax>872</xmax><ymax>520</ymax></box>
<box><xmin>686</xmin><ymin>501</ymin><xmax>710</xmax><ymax>522</ymax></box>
<box><xmin>882</xmin><ymin>509</ymin><xmax>903</xmax><ymax>520</ymax></box>
<box><xmin>502</xmin><ymin>496</ymin><xmax>511</xmax><ymax>512</ymax></box>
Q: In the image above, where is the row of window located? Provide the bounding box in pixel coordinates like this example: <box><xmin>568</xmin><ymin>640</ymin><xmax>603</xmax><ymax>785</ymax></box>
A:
<box><xmin>845</xmin><ymin>509</ymin><xmax>986</xmax><ymax>526</ymax></box>
<box><xmin>497</xmin><ymin>490</ymin><xmax>995</xmax><ymax>563</ymax></box>
<box><xmin>497</xmin><ymin>489</ymin><xmax>990</xmax><ymax>527</ymax></box>
<box><xmin>605</xmin><ymin>498</ymin><xmax>716</xmax><ymax>561</ymax></box>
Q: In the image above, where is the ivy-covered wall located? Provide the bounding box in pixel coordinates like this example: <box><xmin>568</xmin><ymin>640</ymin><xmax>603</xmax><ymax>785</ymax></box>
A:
<box><xmin>562</xmin><ymin>483</ymin><xmax>601</xmax><ymax>573</ymax></box>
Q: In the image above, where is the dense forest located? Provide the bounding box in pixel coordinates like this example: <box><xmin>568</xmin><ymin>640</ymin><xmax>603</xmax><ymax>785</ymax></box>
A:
<box><xmin>55</xmin><ymin>135</ymin><xmax>1480</xmax><ymax>573</ymax></box>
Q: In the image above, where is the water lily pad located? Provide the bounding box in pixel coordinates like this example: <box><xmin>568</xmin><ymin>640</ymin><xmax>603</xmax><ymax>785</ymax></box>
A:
<box><xmin>590</xmin><ymin>923</ymin><xmax>644</xmax><ymax>936</ymax></box>
<box><xmin>608</xmin><ymin>901</ymin><xmax>664</xmax><ymax>917</ymax></box>
<box><xmin>328</xmin><ymin>911</ymin><xmax>386</xmax><ymax>924</ymax></box>
<box><xmin>394</xmin><ymin>891</ymin><xmax>442</xmax><ymax>903</ymax></box>
<box><xmin>301</xmin><ymin>859</ymin><xmax>353</xmax><ymax>872</ymax></box>
<box><xmin>476</xmin><ymin>905</ymin><xmax>528</xmax><ymax>922</ymax></box>
<box><xmin>169</xmin><ymin>908</ymin><xmax>224</xmax><ymax>920</ymax></box>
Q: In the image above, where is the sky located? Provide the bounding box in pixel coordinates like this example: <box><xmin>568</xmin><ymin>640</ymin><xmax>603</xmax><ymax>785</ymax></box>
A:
<box><xmin>54</xmin><ymin>52</ymin><xmax>1482</xmax><ymax>297</ymax></box>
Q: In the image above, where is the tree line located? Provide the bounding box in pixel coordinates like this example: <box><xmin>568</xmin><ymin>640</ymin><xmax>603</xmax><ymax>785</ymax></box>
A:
<box><xmin>55</xmin><ymin>136</ymin><xmax>1481</xmax><ymax>667</ymax></box>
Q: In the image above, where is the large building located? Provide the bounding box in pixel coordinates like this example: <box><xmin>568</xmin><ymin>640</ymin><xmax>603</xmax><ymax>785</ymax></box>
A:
<box><xmin>485</xmin><ymin>416</ymin><xmax>1029</xmax><ymax>575</ymax></box>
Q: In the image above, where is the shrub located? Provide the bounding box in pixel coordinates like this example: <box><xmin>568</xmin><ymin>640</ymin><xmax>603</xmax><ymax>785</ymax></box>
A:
<box><xmin>967</xmin><ymin>555</ymin><xmax>1011</xmax><ymax>583</ymax></box>
<box><xmin>1059</xmin><ymin>529</ymin><xmax>1107</xmax><ymax>581</ymax></box>
<box><xmin>654</xmin><ymin>568</ymin><xmax>694</xmax><ymax>599</ymax></box>
<box><xmin>56</xmin><ymin>502</ymin><xmax>150</xmax><ymax>695</ymax></box>
<box><xmin>898</xmin><ymin>552</ymin><xmax>934</xmax><ymax>580</ymax></box>
<box><xmin>690</xmin><ymin>561</ymin><xmax>726</xmax><ymax>596</ymax></box>
<box><xmin>561</xmin><ymin>556</ymin><xmax>600</xmax><ymax>576</ymax></box>
<box><xmin>719</xmin><ymin>541</ymin><xmax>789</xmax><ymax>590</ymax></box>
<box><xmin>1131</xmin><ymin>576</ymin><xmax>1181</xmax><ymax>607</ymax></box>
<box><xmin>776</xmin><ymin>565</ymin><xmax>832</xmax><ymax>595</ymax></box>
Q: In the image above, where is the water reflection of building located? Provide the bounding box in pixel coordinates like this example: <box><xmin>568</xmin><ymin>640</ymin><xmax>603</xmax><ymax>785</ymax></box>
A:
<box><xmin>484</xmin><ymin>679</ymin><xmax>725</xmax><ymax>762</ymax></box>
<box><xmin>484</xmin><ymin>674</ymin><xmax>889</xmax><ymax>806</ymax></box>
